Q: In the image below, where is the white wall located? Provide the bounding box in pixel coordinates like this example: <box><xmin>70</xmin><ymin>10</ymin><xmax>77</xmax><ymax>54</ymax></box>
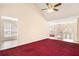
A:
<box><xmin>0</xmin><ymin>4</ymin><xmax>49</xmax><ymax>46</ymax></box>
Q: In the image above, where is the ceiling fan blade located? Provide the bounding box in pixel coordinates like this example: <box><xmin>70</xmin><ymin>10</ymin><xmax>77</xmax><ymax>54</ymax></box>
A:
<box><xmin>46</xmin><ymin>3</ymin><xmax>49</xmax><ymax>6</ymax></box>
<box><xmin>53</xmin><ymin>9</ymin><xmax>59</xmax><ymax>11</ymax></box>
<box><xmin>54</xmin><ymin>3</ymin><xmax>62</xmax><ymax>7</ymax></box>
<box><xmin>41</xmin><ymin>8</ymin><xmax>47</xmax><ymax>10</ymax></box>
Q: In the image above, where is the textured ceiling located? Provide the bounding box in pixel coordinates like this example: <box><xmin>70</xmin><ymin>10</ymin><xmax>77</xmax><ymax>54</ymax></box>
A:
<box><xmin>35</xmin><ymin>3</ymin><xmax>79</xmax><ymax>21</ymax></box>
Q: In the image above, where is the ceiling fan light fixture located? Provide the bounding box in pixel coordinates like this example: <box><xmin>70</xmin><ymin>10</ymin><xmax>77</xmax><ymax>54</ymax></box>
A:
<box><xmin>47</xmin><ymin>3</ymin><xmax>54</xmax><ymax>13</ymax></box>
<box><xmin>48</xmin><ymin>8</ymin><xmax>54</xmax><ymax>13</ymax></box>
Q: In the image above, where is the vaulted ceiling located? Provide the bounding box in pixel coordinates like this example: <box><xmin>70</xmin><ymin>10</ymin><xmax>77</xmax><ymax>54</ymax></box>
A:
<box><xmin>35</xmin><ymin>3</ymin><xmax>79</xmax><ymax>21</ymax></box>
<box><xmin>0</xmin><ymin>3</ymin><xmax>79</xmax><ymax>21</ymax></box>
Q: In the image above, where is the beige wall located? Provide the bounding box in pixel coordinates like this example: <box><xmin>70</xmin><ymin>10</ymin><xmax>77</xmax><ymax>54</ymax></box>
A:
<box><xmin>0</xmin><ymin>4</ymin><xmax>49</xmax><ymax>46</ymax></box>
<box><xmin>77</xmin><ymin>18</ymin><xmax>79</xmax><ymax>42</ymax></box>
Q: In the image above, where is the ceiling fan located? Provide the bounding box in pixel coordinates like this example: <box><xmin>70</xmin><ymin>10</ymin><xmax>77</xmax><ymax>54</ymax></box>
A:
<box><xmin>42</xmin><ymin>3</ymin><xmax>62</xmax><ymax>12</ymax></box>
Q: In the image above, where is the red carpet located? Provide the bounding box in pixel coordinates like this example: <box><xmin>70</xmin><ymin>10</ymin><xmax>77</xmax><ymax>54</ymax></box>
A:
<box><xmin>0</xmin><ymin>38</ymin><xmax>79</xmax><ymax>56</ymax></box>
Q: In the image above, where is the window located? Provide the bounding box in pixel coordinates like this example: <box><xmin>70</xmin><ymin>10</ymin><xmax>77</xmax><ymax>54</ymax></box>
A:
<box><xmin>0</xmin><ymin>16</ymin><xmax>18</xmax><ymax>49</ymax></box>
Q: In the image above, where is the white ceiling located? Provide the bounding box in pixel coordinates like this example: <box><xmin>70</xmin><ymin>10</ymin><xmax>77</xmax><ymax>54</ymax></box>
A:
<box><xmin>35</xmin><ymin>3</ymin><xmax>79</xmax><ymax>21</ymax></box>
